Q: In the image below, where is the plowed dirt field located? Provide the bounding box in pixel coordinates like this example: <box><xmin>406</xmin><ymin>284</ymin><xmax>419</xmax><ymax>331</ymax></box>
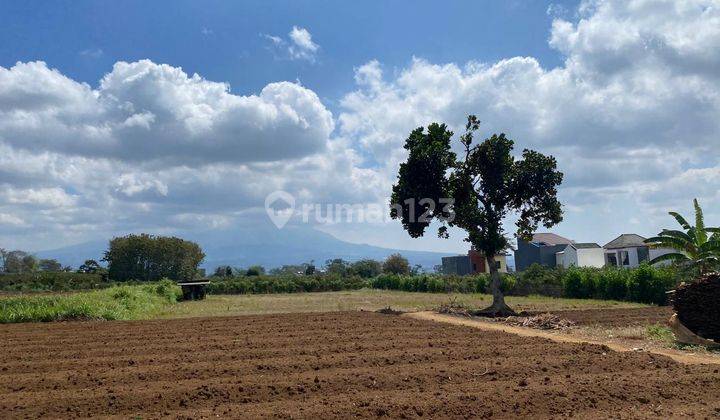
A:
<box><xmin>1</xmin><ymin>311</ymin><xmax>719</xmax><ymax>418</ymax></box>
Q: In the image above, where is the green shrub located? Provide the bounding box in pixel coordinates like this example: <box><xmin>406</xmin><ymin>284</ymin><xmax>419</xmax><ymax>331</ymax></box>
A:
<box><xmin>206</xmin><ymin>274</ymin><xmax>370</xmax><ymax>295</ymax></box>
<box><xmin>499</xmin><ymin>274</ymin><xmax>516</xmax><ymax>294</ymax></box>
<box><xmin>562</xmin><ymin>268</ymin><xmax>587</xmax><ymax>298</ymax></box>
<box><xmin>0</xmin><ymin>272</ymin><xmax>108</xmax><ymax>292</ymax></box>
<box><xmin>627</xmin><ymin>264</ymin><xmax>674</xmax><ymax>305</ymax></box>
<box><xmin>596</xmin><ymin>268</ymin><xmax>629</xmax><ymax>301</ymax></box>
<box><xmin>473</xmin><ymin>275</ymin><xmax>488</xmax><ymax>293</ymax></box>
<box><xmin>646</xmin><ymin>324</ymin><xmax>674</xmax><ymax>342</ymax></box>
<box><xmin>153</xmin><ymin>278</ymin><xmax>184</xmax><ymax>302</ymax></box>
<box><xmin>514</xmin><ymin>264</ymin><xmax>563</xmax><ymax>296</ymax></box>
<box><xmin>580</xmin><ymin>268</ymin><xmax>598</xmax><ymax>298</ymax></box>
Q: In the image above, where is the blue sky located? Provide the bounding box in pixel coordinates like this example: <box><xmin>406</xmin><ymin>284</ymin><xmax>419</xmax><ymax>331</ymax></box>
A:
<box><xmin>0</xmin><ymin>1</ymin><xmax>574</xmax><ymax>107</ymax></box>
<box><xmin>0</xmin><ymin>0</ymin><xmax>718</xmax><ymax>256</ymax></box>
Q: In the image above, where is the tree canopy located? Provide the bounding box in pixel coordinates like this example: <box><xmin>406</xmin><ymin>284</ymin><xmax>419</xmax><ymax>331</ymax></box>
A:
<box><xmin>103</xmin><ymin>234</ymin><xmax>205</xmax><ymax>282</ymax></box>
<box><xmin>1</xmin><ymin>250</ymin><xmax>38</xmax><ymax>274</ymax></box>
<box><xmin>390</xmin><ymin>115</ymin><xmax>563</xmax><ymax>315</ymax></box>
<box><xmin>382</xmin><ymin>253</ymin><xmax>410</xmax><ymax>275</ymax></box>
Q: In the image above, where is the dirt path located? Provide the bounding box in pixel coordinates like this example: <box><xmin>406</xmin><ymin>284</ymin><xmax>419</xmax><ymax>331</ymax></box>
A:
<box><xmin>2</xmin><ymin>312</ymin><xmax>720</xmax><ymax>418</ymax></box>
<box><xmin>405</xmin><ymin>311</ymin><xmax>720</xmax><ymax>365</ymax></box>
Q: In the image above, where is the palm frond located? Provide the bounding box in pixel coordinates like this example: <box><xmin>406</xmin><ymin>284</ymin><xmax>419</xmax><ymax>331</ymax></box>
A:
<box><xmin>698</xmin><ymin>240</ymin><xmax>720</xmax><ymax>253</ymax></box>
<box><xmin>669</xmin><ymin>211</ymin><xmax>691</xmax><ymax>230</ymax></box>
<box><xmin>648</xmin><ymin>252</ymin><xmax>689</xmax><ymax>265</ymax></box>
<box><xmin>695</xmin><ymin>252</ymin><xmax>720</xmax><ymax>262</ymax></box>
<box><xmin>657</xmin><ymin>229</ymin><xmax>694</xmax><ymax>243</ymax></box>
<box><xmin>694</xmin><ymin>199</ymin><xmax>707</xmax><ymax>244</ymax></box>
<box><xmin>705</xmin><ymin>227</ymin><xmax>720</xmax><ymax>242</ymax></box>
<box><xmin>644</xmin><ymin>236</ymin><xmax>695</xmax><ymax>254</ymax></box>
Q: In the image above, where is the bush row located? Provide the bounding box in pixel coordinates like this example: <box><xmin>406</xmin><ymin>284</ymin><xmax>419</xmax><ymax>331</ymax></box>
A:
<box><xmin>560</xmin><ymin>264</ymin><xmax>676</xmax><ymax>304</ymax></box>
<box><xmin>206</xmin><ymin>263</ymin><xmax>678</xmax><ymax>305</ymax></box>
<box><xmin>0</xmin><ymin>272</ymin><xmax>109</xmax><ymax>292</ymax></box>
<box><xmin>1</xmin><ymin>264</ymin><xmax>679</xmax><ymax>305</ymax></box>
<box><xmin>206</xmin><ymin>274</ymin><xmax>369</xmax><ymax>294</ymax></box>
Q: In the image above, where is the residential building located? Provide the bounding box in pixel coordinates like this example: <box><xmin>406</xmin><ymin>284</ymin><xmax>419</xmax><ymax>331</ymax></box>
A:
<box><xmin>441</xmin><ymin>250</ymin><xmax>508</xmax><ymax>275</ymax></box>
<box><xmin>440</xmin><ymin>255</ymin><xmax>472</xmax><ymax>275</ymax></box>
<box><xmin>514</xmin><ymin>233</ymin><xmax>573</xmax><ymax>271</ymax></box>
<box><xmin>556</xmin><ymin>243</ymin><xmax>605</xmax><ymax>268</ymax></box>
<box><xmin>603</xmin><ymin>234</ymin><xmax>674</xmax><ymax>268</ymax></box>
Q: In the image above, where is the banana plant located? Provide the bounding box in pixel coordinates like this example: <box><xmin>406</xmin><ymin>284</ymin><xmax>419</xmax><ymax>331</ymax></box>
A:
<box><xmin>644</xmin><ymin>199</ymin><xmax>720</xmax><ymax>275</ymax></box>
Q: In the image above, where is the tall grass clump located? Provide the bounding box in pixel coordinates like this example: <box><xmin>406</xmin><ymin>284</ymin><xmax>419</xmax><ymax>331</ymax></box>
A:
<box><xmin>0</xmin><ymin>279</ymin><xmax>181</xmax><ymax>323</ymax></box>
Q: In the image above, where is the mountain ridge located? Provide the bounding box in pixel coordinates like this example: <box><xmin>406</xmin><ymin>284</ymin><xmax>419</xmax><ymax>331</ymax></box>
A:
<box><xmin>35</xmin><ymin>225</ymin><xmax>457</xmax><ymax>271</ymax></box>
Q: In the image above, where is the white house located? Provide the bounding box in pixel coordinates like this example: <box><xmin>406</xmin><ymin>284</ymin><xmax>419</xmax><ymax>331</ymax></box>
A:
<box><xmin>603</xmin><ymin>234</ymin><xmax>674</xmax><ymax>268</ymax></box>
<box><xmin>557</xmin><ymin>243</ymin><xmax>605</xmax><ymax>268</ymax></box>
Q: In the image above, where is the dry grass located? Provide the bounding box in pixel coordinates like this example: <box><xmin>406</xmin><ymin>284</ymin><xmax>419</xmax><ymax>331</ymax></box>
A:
<box><xmin>157</xmin><ymin>289</ymin><xmax>647</xmax><ymax>319</ymax></box>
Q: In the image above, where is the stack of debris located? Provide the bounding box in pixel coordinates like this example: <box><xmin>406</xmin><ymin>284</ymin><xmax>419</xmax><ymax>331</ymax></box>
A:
<box><xmin>435</xmin><ymin>299</ymin><xmax>473</xmax><ymax>317</ymax></box>
<box><xmin>673</xmin><ymin>273</ymin><xmax>720</xmax><ymax>342</ymax></box>
<box><xmin>501</xmin><ymin>313</ymin><xmax>575</xmax><ymax>330</ymax></box>
<box><xmin>376</xmin><ymin>306</ymin><xmax>404</xmax><ymax>315</ymax></box>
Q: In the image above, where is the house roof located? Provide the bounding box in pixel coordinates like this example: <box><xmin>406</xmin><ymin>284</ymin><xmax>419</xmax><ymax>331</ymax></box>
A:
<box><xmin>570</xmin><ymin>242</ymin><xmax>601</xmax><ymax>249</ymax></box>
<box><xmin>604</xmin><ymin>234</ymin><xmax>647</xmax><ymax>249</ymax></box>
<box><xmin>530</xmin><ymin>232</ymin><xmax>573</xmax><ymax>246</ymax></box>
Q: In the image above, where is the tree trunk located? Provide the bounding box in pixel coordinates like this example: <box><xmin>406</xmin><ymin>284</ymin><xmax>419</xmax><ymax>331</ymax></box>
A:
<box><xmin>477</xmin><ymin>254</ymin><xmax>517</xmax><ymax>317</ymax></box>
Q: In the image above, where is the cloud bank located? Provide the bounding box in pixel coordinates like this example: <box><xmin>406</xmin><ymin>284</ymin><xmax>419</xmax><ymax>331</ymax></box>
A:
<box><xmin>1</xmin><ymin>1</ymin><xmax>720</xmax><ymax>252</ymax></box>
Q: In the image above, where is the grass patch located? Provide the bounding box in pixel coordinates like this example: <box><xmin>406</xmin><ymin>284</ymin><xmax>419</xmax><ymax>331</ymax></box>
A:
<box><xmin>0</xmin><ymin>279</ymin><xmax>181</xmax><ymax>323</ymax></box>
<box><xmin>646</xmin><ymin>325</ymin><xmax>675</xmax><ymax>342</ymax></box>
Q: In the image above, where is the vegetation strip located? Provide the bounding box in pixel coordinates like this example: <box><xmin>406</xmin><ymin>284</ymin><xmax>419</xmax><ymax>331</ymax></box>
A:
<box><xmin>0</xmin><ymin>280</ymin><xmax>181</xmax><ymax>323</ymax></box>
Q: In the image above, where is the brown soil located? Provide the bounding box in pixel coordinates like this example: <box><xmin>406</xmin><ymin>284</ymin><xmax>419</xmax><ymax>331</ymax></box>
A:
<box><xmin>540</xmin><ymin>306</ymin><xmax>674</xmax><ymax>327</ymax></box>
<box><xmin>409</xmin><ymin>311</ymin><xmax>720</xmax><ymax>365</ymax></box>
<box><xmin>2</xmin><ymin>311</ymin><xmax>720</xmax><ymax>419</ymax></box>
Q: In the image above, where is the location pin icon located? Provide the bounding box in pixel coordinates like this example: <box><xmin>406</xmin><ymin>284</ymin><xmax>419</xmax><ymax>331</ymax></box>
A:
<box><xmin>265</xmin><ymin>191</ymin><xmax>295</xmax><ymax>229</ymax></box>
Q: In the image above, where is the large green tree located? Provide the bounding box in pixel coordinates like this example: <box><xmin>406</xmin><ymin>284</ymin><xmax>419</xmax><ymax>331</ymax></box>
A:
<box><xmin>2</xmin><ymin>250</ymin><xmax>38</xmax><ymax>274</ymax></box>
<box><xmin>103</xmin><ymin>234</ymin><xmax>205</xmax><ymax>282</ymax></box>
<box><xmin>644</xmin><ymin>199</ymin><xmax>720</xmax><ymax>275</ymax></box>
<box><xmin>382</xmin><ymin>253</ymin><xmax>410</xmax><ymax>275</ymax></box>
<box><xmin>39</xmin><ymin>258</ymin><xmax>63</xmax><ymax>272</ymax></box>
<box><xmin>390</xmin><ymin>116</ymin><xmax>563</xmax><ymax>316</ymax></box>
<box><xmin>350</xmin><ymin>259</ymin><xmax>383</xmax><ymax>278</ymax></box>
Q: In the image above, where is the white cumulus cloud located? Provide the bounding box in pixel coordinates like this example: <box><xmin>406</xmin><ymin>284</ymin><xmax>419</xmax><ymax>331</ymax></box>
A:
<box><xmin>0</xmin><ymin>60</ymin><xmax>333</xmax><ymax>165</ymax></box>
<box><xmin>338</xmin><ymin>0</ymin><xmax>720</xmax><ymax>242</ymax></box>
<box><xmin>264</xmin><ymin>26</ymin><xmax>320</xmax><ymax>62</ymax></box>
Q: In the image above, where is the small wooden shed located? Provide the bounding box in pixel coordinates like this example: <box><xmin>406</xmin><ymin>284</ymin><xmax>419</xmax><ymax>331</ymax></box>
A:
<box><xmin>177</xmin><ymin>281</ymin><xmax>210</xmax><ymax>301</ymax></box>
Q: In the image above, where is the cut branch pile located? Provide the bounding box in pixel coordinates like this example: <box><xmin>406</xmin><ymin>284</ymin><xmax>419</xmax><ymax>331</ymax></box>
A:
<box><xmin>501</xmin><ymin>313</ymin><xmax>576</xmax><ymax>330</ymax></box>
<box><xmin>435</xmin><ymin>299</ymin><xmax>473</xmax><ymax>317</ymax></box>
<box><xmin>673</xmin><ymin>273</ymin><xmax>720</xmax><ymax>341</ymax></box>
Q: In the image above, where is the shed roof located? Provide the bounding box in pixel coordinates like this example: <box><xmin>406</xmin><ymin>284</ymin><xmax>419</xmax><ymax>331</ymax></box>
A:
<box><xmin>604</xmin><ymin>234</ymin><xmax>647</xmax><ymax>249</ymax></box>
<box><xmin>530</xmin><ymin>232</ymin><xmax>573</xmax><ymax>246</ymax></box>
<box><xmin>570</xmin><ymin>242</ymin><xmax>601</xmax><ymax>249</ymax></box>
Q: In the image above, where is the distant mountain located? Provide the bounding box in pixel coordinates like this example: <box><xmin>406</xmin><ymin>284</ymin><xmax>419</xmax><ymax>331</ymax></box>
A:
<box><xmin>36</xmin><ymin>224</ymin><xmax>456</xmax><ymax>272</ymax></box>
<box><xmin>36</xmin><ymin>240</ymin><xmax>107</xmax><ymax>269</ymax></box>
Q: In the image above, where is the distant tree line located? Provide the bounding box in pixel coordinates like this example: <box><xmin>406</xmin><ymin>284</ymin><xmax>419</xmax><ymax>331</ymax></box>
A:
<box><xmin>210</xmin><ymin>253</ymin><xmax>421</xmax><ymax>280</ymax></box>
<box><xmin>0</xmin><ymin>249</ymin><xmax>71</xmax><ymax>274</ymax></box>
